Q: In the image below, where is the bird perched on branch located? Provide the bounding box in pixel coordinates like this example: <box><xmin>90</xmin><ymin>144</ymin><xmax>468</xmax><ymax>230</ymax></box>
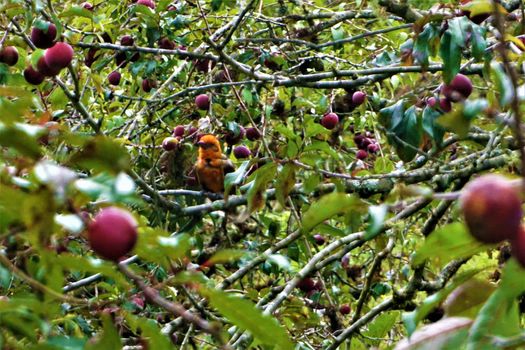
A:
<box><xmin>195</xmin><ymin>134</ymin><xmax>235</xmax><ymax>193</ymax></box>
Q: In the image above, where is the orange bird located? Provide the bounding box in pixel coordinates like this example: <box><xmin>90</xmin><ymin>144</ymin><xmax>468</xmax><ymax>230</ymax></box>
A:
<box><xmin>195</xmin><ymin>134</ymin><xmax>235</xmax><ymax>193</ymax></box>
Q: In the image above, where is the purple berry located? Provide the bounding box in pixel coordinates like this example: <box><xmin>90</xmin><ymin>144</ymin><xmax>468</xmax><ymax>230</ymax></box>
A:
<box><xmin>233</xmin><ymin>145</ymin><xmax>251</xmax><ymax>159</ymax></box>
<box><xmin>352</xmin><ymin>91</ymin><xmax>366</xmax><ymax>105</ymax></box>
<box><xmin>321</xmin><ymin>112</ymin><xmax>339</xmax><ymax>130</ymax></box>
<box><xmin>356</xmin><ymin>150</ymin><xmax>368</xmax><ymax>160</ymax></box>
<box><xmin>173</xmin><ymin>125</ymin><xmax>185</xmax><ymax>137</ymax></box>
<box><xmin>246</xmin><ymin>127</ymin><xmax>261</xmax><ymax>141</ymax></box>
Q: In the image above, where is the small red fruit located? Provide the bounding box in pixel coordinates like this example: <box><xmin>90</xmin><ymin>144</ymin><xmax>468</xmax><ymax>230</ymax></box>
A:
<box><xmin>224</xmin><ymin>127</ymin><xmax>245</xmax><ymax>145</ymax></box>
<box><xmin>367</xmin><ymin>143</ymin><xmax>380</xmax><ymax>154</ymax></box>
<box><xmin>427</xmin><ymin>96</ymin><xmax>437</xmax><ymax>108</ymax></box>
<box><xmin>173</xmin><ymin>125</ymin><xmax>185</xmax><ymax>137</ymax></box>
<box><xmin>45</xmin><ymin>42</ymin><xmax>74</xmax><ymax>69</ymax></box>
<box><xmin>356</xmin><ymin>150</ymin><xmax>368</xmax><ymax>160</ymax></box>
<box><xmin>37</xmin><ymin>56</ymin><xmax>61</xmax><ymax>77</ymax></box>
<box><xmin>339</xmin><ymin>304</ymin><xmax>351</xmax><ymax>315</ymax></box>
<box><xmin>82</xmin><ymin>2</ymin><xmax>94</xmax><ymax>10</ymax></box>
<box><xmin>442</xmin><ymin>74</ymin><xmax>473</xmax><ymax>102</ymax></box>
<box><xmin>195</xmin><ymin>94</ymin><xmax>210</xmax><ymax>110</ymax></box>
<box><xmin>321</xmin><ymin>112</ymin><xmax>339</xmax><ymax>130</ymax></box>
<box><xmin>439</xmin><ymin>98</ymin><xmax>452</xmax><ymax>112</ymax></box>
<box><xmin>0</xmin><ymin>46</ymin><xmax>19</xmax><ymax>66</ymax></box>
<box><xmin>31</xmin><ymin>22</ymin><xmax>57</xmax><ymax>49</ymax></box>
<box><xmin>85</xmin><ymin>48</ymin><xmax>99</xmax><ymax>68</ymax></box>
<box><xmin>136</xmin><ymin>0</ymin><xmax>155</xmax><ymax>9</ymax></box>
<box><xmin>142</xmin><ymin>78</ymin><xmax>156</xmax><ymax>92</ymax></box>
<box><xmin>297</xmin><ymin>278</ymin><xmax>317</xmax><ymax>292</ymax></box>
<box><xmin>313</xmin><ymin>234</ymin><xmax>325</xmax><ymax>245</ymax></box>
<box><xmin>233</xmin><ymin>145</ymin><xmax>251</xmax><ymax>159</ymax></box>
<box><xmin>162</xmin><ymin>137</ymin><xmax>179</xmax><ymax>151</ymax></box>
<box><xmin>158</xmin><ymin>37</ymin><xmax>175</xmax><ymax>50</ymax></box>
<box><xmin>352</xmin><ymin>91</ymin><xmax>366</xmax><ymax>105</ymax></box>
<box><xmin>88</xmin><ymin>207</ymin><xmax>138</xmax><ymax>261</ymax></box>
<box><xmin>194</xmin><ymin>59</ymin><xmax>216</xmax><ymax>73</ymax></box>
<box><xmin>108</xmin><ymin>71</ymin><xmax>121</xmax><ymax>85</ymax></box>
<box><xmin>120</xmin><ymin>35</ymin><xmax>134</xmax><ymax>46</ymax></box>
<box><xmin>24</xmin><ymin>66</ymin><xmax>45</xmax><ymax>85</ymax></box>
<box><xmin>246</xmin><ymin>127</ymin><xmax>261</xmax><ymax>141</ymax></box>
<box><xmin>460</xmin><ymin>174</ymin><xmax>522</xmax><ymax>244</ymax></box>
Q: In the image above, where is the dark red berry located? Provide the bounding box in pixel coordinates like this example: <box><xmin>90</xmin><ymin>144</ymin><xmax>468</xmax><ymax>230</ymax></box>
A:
<box><xmin>246</xmin><ymin>127</ymin><xmax>261</xmax><ymax>141</ymax></box>
<box><xmin>24</xmin><ymin>65</ymin><xmax>45</xmax><ymax>85</ymax></box>
<box><xmin>195</xmin><ymin>94</ymin><xmax>210</xmax><ymax>110</ymax></box>
<box><xmin>233</xmin><ymin>145</ymin><xmax>251</xmax><ymax>159</ymax></box>
<box><xmin>108</xmin><ymin>71</ymin><xmax>121</xmax><ymax>85</ymax></box>
<box><xmin>356</xmin><ymin>150</ymin><xmax>368</xmax><ymax>160</ymax></box>
<box><xmin>321</xmin><ymin>112</ymin><xmax>339</xmax><ymax>130</ymax></box>
<box><xmin>31</xmin><ymin>22</ymin><xmax>57</xmax><ymax>49</ymax></box>
<box><xmin>352</xmin><ymin>91</ymin><xmax>366</xmax><ymax>105</ymax></box>
<box><xmin>88</xmin><ymin>207</ymin><xmax>138</xmax><ymax>261</ymax></box>
<box><xmin>173</xmin><ymin>125</ymin><xmax>185</xmax><ymax>137</ymax></box>
<box><xmin>0</xmin><ymin>46</ymin><xmax>18</xmax><ymax>66</ymax></box>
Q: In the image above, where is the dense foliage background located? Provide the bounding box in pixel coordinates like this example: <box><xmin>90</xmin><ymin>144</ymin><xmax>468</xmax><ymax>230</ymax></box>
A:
<box><xmin>2</xmin><ymin>0</ymin><xmax>525</xmax><ymax>349</ymax></box>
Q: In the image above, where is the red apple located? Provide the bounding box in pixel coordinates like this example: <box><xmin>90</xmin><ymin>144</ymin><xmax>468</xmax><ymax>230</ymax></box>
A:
<box><xmin>88</xmin><ymin>207</ymin><xmax>138</xmax><ymax>261</ymax></box>
<box><xmin>321</xmin><ymin>112</ymin><xmax>339</xmax><ymax>130</ymax></box>
<box><xmin>45</xmin><ymin>42</ymin><xmax>74</xmax><ymax>69</ymax></box>
<box><xmin>173</xmin><ymin>125</ymin><xmax>185</xmax><ymax>137</ymax></box>
<box><xmin>0</xmin><ymin>46</ymin><xmax>18</xmax><ymax>66</ymax></box>
<box><xmin>352</xmin><ymin>91</ymin><xmax>366</xmax><ymax>105</ymax></box>
<box><xmin>246</xmin><ymin>127</ymin><xmax>261</xmax><ymax>141</ymax></box>
<box><xmin>136</xmin><ymin>0</ymin><xmax>155</xmax><ymax>9</ymax></box>
<box><xmin>442</xmin><ymin>74</ymin><xmax>473</xmax><ymax>102</ymax></box>
<box><xmin>356</xmin><ymin>149</ymin><xmax>368</xmax><ymax>160</ymax></box>
<box><xmin>142</xmin><ymin>78</ymin><xmax>157</xmax><ymax>92</ymax></box>
<box><xmin>108</xmin><ymin>71</ymin><xmax>121</xmax><ymax>85</ymax></box>
<box><xmin>31</xmin><ymin>22</ymin><xmax>57</xmax><ymax>49</ymax></box>
<box><xmin>158</xmin><ymin>37</ymin><xmax>175</xmax><ymax>50</ymax></box>
<box><xmin>233</xmin><ymin>145</ymin><xmax>251</xmax><ymax>159</ymax></box>
<box><xmin>339</xmin><ymin>304</ymin><xmax>351</xmax><ymax>315</ymax></box>
<box><xmin>120</xmin><ymin>35</ymin><xmax>134</xmax><ymax>46</ymax></box>
<box><xmin>460</xmin><ymin>174</ymin><xmax>522</xmax><ymax>244</ymax></box>
<box><xmin>37</xmin><ymin>56</ymin><xmax>61</xmax><ymax>77</ymax></box>
<box><xmin>162</xmin><ymin>137</ymin><xmax>179</xmax><ymax>151</ymax></box>
<box><xmin>24</xmin><ymin>65</ymin><xmax>45</xmax><ymax>85</ymax></box>
<box><xmin>195</xmin><ymin>94</ymin><xmax>210</xmax><ymax>110</ymax></box>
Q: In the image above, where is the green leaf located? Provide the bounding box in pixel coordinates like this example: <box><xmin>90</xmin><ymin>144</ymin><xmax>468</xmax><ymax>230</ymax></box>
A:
<box><xmin>470</xmin><ymin>24</ymin><xmax>487</xmax><ymax>61</ymax></box>
<box><xmin>59</xmin><ymin>6</ymin><xmax>94</xmax><ymax>19</ymax></box>
<box><xmin>202</xmin><ymin>288</ymin><xmax>294</xmax><ymax>350</ymax></box>
<box><xmin>365</xmin><ymin>204</ymin><xmax>388</xmax><ymax>240</ymax></box>
<box><xmin>68</xmin><ymin>136</ymin><xmax>131</xmax><ymax>173</ymax></box>
<box><xmin>275</xmin><ymin>164</ymin><xmax>296</xmax><ymax>207</ymax></box>
<box><xmin>413</xmin><ymin>24</ymin><xmax>439</xmax><ymax>67</ymax></box>
<box><xmin>467</xmin><ymin>259</ymin><xmax>525</xmax><ymax>349</ymax></box>
<box><xmin>491</xmin><ymin>63</ymin><xmax>514</xmax><ymax>107</ymax></box>
<box><xmin>301</xmin><ymin>193</ymin><xmax>364</xmax><ymax>234</ymax></box>
<box><xmin>0</xmin><ymin>123</ymin><xmax>43</xmax><ymax>158</ymax></box>
<box><xmin>363</xmin><ymin>311</ymin><xmax>399</xmax><ymax>345</ymax></box>
<box><xmin>403</xmin><ymin>268</ymin><xmax>486</xmax><ymax>336</ymax></box>
<box><xmin>85</xmin><ymin>314</ymin><xmax>122</xmax><ymax>350</ymax></box>
<box><xmin>203</xmin><ymin>249</ymin><xmax>249</xmax><ymax>266</ymax></box>
<box><xmin>413</xmin><ymin>222</ymin><xmax>493</xmax><ymax>267</ymax></box>
<box><xmin>422</xmin><ymin>106</ymin><xmax>445</xmax><ymax>147</ymax></box>
<box><xmin>245</xmin><ymin>163</ymin><xmax>278</xmax><ymax>215</ymax></box>
<box><xmin>380</xmin><ymin>104</ymin><xmax>422</xmax><ymax>162</ymax></box>
<box><xmin>440</xmin><ymin>17</ymin><xmax>469</xmax><ymax>84</ymax></box>
<box><xmin>437</xmin><ymin>99</ymin><xmax>487</xmax><ymax>138</ymax></box>
<box><xmin>224</xmin><ymin>160</ymin><xmax>250</xmax><ymax>197</ymax></box>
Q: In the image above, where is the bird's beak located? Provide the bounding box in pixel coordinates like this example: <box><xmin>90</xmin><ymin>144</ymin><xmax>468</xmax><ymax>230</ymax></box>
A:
<box><xmin>197</xmin><ymin>141</ymin><xmax>206</xmax><ymax>148</ymax></box>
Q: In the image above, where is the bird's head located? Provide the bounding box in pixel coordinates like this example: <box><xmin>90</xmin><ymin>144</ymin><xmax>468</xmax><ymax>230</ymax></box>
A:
<box><xmin>197</xmin><ymin>134</ymin><xmax>222</xmax><ymax>154</ymax></box>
